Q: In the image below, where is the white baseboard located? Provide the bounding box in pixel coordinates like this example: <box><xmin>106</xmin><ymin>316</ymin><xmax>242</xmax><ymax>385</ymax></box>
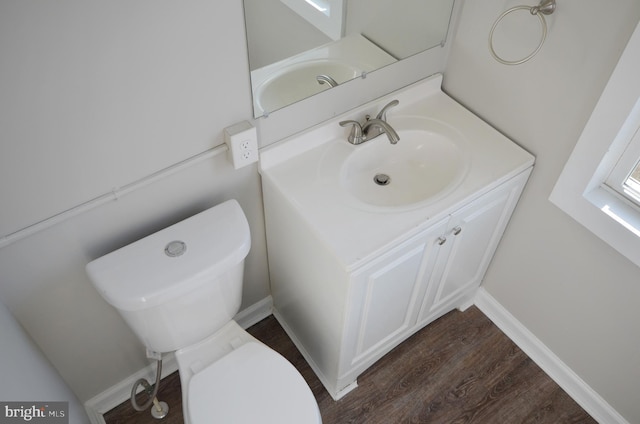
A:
<box><xmin>84</xmin><ymin>354</ymin><xmax>178</xmax><ymax>424</ymax></box>
<box><xmin>474</xmin><ymin>288</ymin><xmax>628</xmax><ymax>424</ymax></box>
<box><xmin>87</xmin><ymin>291</ymin><xmax>626</xmax><ymax>423</ymax></box>
<box><xmin>84</xmin><ymin>296</ymin><xmax>273</xmax><ymax>424</ymax></box>
<box><xmin>235</xmin><ymin>295</ymin><xmax>273</xmax><ymax>329</ymax></box>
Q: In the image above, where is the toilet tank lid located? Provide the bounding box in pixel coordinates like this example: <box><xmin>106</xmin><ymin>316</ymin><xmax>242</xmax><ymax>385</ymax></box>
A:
<box><xmin>86</xmin><ymin>199</ymin><xmax>250</xmax><ymax>312</ymax></box>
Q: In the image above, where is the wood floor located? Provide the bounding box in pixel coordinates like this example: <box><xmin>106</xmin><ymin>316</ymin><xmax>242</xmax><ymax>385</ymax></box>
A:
<box><xmin>103</xmin><ymin>306</ymin><xmax>596</xmax><ymax>423</ymax></box>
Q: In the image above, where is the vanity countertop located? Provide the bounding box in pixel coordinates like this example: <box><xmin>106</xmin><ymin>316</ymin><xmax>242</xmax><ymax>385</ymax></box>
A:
<box><xmin>259</xmin><ymin>74</ymin><xmax>534</xmax><ymax>271</ymax></box>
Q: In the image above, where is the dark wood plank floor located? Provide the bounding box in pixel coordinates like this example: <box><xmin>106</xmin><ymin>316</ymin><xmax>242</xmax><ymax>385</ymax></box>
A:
<box><xmin>104</xmin><ymin>306</ymin><xmax>596</xmax><ymax>423</ymax></box>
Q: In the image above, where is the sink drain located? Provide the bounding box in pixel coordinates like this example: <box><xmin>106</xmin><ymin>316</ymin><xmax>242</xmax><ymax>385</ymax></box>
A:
<box><xmin>373</xmin><ymin>173</ymin><xmax>391</xmax><ymax>186</ymax></box>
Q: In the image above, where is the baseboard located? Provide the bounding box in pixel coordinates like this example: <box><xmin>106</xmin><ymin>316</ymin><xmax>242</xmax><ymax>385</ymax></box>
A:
<box><xmin>84</xmin><ymin>354</ymin><xmax>178</xmax><ymax>424</ymax></box>
<box><xmin>474</xmin><ymin>288</ymin><xmax>629</xmax><ymax>424</ymax></box>
<box><xmin>235</xmin><ymin>295</ymin><xmax>273</xmax><ymax>329</ymax></box>
<box><xmin>88</xmin><ymin>291</ymin><xmax>627</xmax><ymax>423</ymax></box>
<box><xmin>84</xmin><ymin>296</ymin><xmax>273</xmax><ymax>424</ymax></box>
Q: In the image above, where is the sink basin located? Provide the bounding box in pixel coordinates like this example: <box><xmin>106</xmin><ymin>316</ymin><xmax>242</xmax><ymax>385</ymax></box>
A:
<box><xmin>340</xmin><ymin>116</ymin><xmax>471</xmax><ymax>209</ymax></box>
<box><xmin>260</xmin><ymin>74</ymin><xmax>535</xmax><ymax>267</ymax></box>
<box><xmin>255</xmin><ymin>59</ymin><xmax>359</xmax><ymax>113</ymax></box>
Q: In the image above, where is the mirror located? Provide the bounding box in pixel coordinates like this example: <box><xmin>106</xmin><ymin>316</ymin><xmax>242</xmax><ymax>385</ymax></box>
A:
<box><xmin>243</xmin><ymin>0</ymin><xmax>457</xmax><ymax>118</ymax></box>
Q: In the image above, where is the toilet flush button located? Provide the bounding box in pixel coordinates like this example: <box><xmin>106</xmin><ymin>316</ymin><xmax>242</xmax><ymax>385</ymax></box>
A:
<box><xmin>165</xmin><ymin>240</ymin><xmax>187</xmax><ymax>257</ymax></box>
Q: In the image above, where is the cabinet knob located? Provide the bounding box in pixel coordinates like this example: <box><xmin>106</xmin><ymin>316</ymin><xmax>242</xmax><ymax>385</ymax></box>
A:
<box><xmin>437</xmin><ymin>236</ymin><xmax>447</xmax><ymax>245</ymax></box>
<box><xmin>453</xmin><ymin>226</ymin><xmax>462</xmax><ymax>236</ymax></box>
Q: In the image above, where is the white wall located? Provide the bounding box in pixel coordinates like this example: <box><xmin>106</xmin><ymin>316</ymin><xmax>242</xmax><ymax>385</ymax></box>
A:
<box><xmin>444</xmin><ymin>1</ymin><xmax>640</xmax><ymax>422</ymax></box>
<box><xmin>0</xmin><ymin>0</ymin><xmax>270</xmax><ymax>402</ymax></box>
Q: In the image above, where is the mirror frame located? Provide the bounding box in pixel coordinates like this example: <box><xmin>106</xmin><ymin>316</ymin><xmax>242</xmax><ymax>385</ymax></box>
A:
<box><xmin>251</xmin><ymin>0</ymin><xmax>463</xmax><ymax>148</ymax></box>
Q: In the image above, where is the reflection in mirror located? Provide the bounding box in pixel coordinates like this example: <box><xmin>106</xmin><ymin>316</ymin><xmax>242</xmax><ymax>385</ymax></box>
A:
<box><xmin>243</xmin><ymin>0</ymin><xmax>456</xmax><ymax>118</ymax></box>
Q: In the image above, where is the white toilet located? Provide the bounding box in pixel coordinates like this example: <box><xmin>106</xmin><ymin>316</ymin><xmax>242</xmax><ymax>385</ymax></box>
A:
<box><xmin>86</xmin><ymin>199</ymin><xmax>322</xmax><ymax>424</ymax></box>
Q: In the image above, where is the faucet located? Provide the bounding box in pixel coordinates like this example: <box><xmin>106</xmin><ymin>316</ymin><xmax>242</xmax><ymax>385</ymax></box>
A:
<box><xmin>339</xmin><ymin>100</ymin><xmax>400</xmax><ymax>145</ymax></box>
<box><xmin>363</xmin><ymin>119</ymin><xmax>400</xmax><ymax>144</ymax></box>
<box><xmin>316</xmin><ymin>74</ymin><xmax>338</xmax><ymax>88</ymax></box>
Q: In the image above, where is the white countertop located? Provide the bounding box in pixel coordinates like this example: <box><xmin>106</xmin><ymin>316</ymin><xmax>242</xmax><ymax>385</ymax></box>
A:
<box><xmin>259</xmin><ymin>74</ymin><xmax>534</xmax><ymax>270</ymax></box>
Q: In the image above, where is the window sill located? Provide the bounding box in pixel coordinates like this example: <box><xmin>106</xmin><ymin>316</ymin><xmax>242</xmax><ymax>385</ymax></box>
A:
<box><xmin>551</xmin><ymin>183</ymin><xmax>640</xmax><ymax>268</ymax></box>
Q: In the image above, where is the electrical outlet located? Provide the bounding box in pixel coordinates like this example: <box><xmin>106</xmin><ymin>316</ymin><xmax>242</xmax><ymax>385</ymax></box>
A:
<box><xmin>224</xmin><ymin>121</ymin><xmax>258</xmax><ymax>169</ymax></box>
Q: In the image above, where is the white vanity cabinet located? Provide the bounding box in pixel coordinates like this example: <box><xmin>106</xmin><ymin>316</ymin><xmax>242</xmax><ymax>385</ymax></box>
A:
<box><xmin>338</xmin><ymin>170</ymin><xmax>530</xmax><ymax>394</ymax></box>
<box><xmin>259</xmin><ymin>75</ymin><xmax>535</xmax><ymax>400</ymax></box>
<box><xmin>262</xmin><ymin>167</ymin><xmax>531</xmax><ymax>400</ymax></box>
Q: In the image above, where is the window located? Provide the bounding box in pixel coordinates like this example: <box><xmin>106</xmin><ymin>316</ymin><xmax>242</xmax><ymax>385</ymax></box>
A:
<box><xmin>604</xmin><ymin>113</ymin><xmax>640</xmax><ymax>207</ymax></box>
<box><xmin>550</xmin><ymin>20</ymin><xmax>640</xmax><ymax>267</ymax></box>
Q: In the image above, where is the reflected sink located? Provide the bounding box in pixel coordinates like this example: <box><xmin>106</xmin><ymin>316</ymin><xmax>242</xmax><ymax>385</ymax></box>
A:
<box><xmin>340</xmin><ymin>117</ymin><xmax>471</xmax><ymax>209</ymax></box>
<box><xmin>256</xmin><ymin>59</ymin><xmax>359</xmax><ymax>113</ymax></box>
<box><xmin>250</xmin><ymin>35</ymin><xmax>397</xmax><ymax>116</ymax></box>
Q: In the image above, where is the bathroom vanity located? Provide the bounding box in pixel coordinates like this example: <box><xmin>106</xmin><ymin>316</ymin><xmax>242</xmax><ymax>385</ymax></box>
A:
<box><xmin>259</xmin><ymin>74</ymin><xmax>534</xmax><ymax>400</ymax></box>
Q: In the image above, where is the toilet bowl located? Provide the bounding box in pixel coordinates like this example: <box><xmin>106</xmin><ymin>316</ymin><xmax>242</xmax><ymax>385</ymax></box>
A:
<box><xmin>86</xmin><ymin>199</ymin><xmax>321</xmax><ymax>423</ymax></box>
<box><xmin>176</xmin><ymin>320</ymin><xmax>320</xmax><ymax>424</ymax></box>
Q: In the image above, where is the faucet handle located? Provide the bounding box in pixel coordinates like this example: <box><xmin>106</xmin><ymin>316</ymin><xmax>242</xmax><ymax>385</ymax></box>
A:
<box><xmin>376</xmin><ymin>99</ymin><xmax>399</xmax><ymax>121</ymax></box>
<box><xmin>339</xmin><ymin>120</ymin><xmax>364</xmax><ymax>144</ymax></box>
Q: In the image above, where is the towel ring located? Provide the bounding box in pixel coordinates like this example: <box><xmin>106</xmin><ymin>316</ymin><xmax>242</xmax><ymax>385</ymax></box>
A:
<box><xmin>489</xmin><ymin>0</ymin><xmax>556</xmax><ymax>65</ymax></box>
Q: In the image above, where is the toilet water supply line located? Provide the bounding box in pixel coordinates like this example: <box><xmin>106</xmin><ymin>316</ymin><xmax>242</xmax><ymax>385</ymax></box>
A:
<box><xmin>131</xmin><ymin>357</ymin><xmax>169</xmax><ymax>419</ymax></box>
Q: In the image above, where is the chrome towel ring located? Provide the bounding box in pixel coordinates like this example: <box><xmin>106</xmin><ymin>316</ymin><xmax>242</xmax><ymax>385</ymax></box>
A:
<box><xmin>489</xmin><ymin>0</ymin><xmax>556</xmax><ymax>65</ymax></box>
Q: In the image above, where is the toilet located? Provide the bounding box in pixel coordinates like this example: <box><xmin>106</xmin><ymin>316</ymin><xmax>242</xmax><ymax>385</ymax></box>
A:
<box><xmin>86</xmin><ymin>199</ymin><xmax>322</xmax><ymax>424</ymax></box>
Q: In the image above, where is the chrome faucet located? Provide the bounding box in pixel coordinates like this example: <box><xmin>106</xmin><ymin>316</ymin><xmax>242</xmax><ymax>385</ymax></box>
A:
<box><xmin>363</xmin><ymin>119</ymin><xmax>400</xmax><ymax>144</ymax></box>
<box><xmin>339</xmin><ymin>100</ymin><xmax>400</xmax><ymax>145</ymax></box>
<box><xmin>316</xmin><ymin>74</ymin><xmax>338</xmax><ymax>88</ymax></box>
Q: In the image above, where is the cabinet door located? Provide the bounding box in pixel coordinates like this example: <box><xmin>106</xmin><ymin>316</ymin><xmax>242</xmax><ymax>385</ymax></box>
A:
<box><xmin>344</xmin><ymin>218</ymin><xmax>449</xmax><ymax>369</ymax></box>
<box><xmin>418</xmin><ymin>172</ymin><xmax>530</xmax><ymax>323</ymax></box>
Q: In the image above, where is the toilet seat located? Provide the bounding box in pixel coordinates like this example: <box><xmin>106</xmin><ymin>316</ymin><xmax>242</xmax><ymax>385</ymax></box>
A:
<box><xmin>188</xmin><ymin>341</ymin><xmax>322</xmax><ymax>423</ymax></box>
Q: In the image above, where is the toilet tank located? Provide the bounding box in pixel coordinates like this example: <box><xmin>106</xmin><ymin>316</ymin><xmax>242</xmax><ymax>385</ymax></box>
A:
<box><xmin>86</xmin><ymin>199</ymin><xmax>251</xmax><ymax>353</ymax></box>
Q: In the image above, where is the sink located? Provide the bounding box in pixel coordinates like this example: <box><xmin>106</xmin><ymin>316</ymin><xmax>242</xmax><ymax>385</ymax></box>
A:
<box><xmin>255</xmin><ymin>59</ymin><xmax>359</xmax><ymax>113</ymax></box>
<box><xmin>259</xmin><ymin>73</ymin><xmax>535</xmax><ymax>267</ymax></box>
<box><xmin>340</xmin><ymin>116</ymin><xmax>471</xmax><ymax>209</ymax></box>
